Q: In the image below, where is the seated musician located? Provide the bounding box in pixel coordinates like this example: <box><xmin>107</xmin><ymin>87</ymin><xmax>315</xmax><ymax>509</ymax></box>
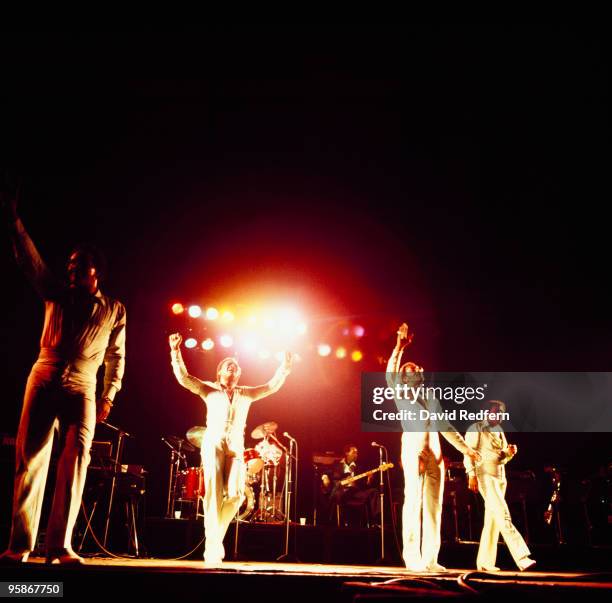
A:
<box><xmin>321</xmin><ymin>445</ymin><xmax>380</xmax><ymax>526</ymax></box>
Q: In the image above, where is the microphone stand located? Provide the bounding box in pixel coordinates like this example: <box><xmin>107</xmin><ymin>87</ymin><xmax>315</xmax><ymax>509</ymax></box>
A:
<box><xmin>162</xmin><ymin>438</ymin><xmax>185</xmax><ymax>518</ymax></box>
<box><xmin>375</xmin><ymin>444</ymin><xmax>388</xmax><ymax>564</ymax></box>
<box><xmin>277</xmin><ymin>434</ymin><xmax>299</xmax><ymax>562</ymax></box>
<box><xmin>101</xmin><ymin>421</ymin><xmax>132</xmax><ymax>548</ymax></box>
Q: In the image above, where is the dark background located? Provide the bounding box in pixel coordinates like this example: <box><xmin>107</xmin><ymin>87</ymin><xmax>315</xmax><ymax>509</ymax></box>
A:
<box><xmin>0</xmin><ymin>26</ymin><xmax>609</xmax><ymax>537</ymax></box>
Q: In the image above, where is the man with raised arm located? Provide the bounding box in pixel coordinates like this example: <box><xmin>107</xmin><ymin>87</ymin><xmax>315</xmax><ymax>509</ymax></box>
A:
<box><xmin>169</xmin><ymin>332</ymin><xmax>292</xmax><ymax>565</ymax></box>
<box><xmin>387</xmin><ymin>323</ymin><xmax>480</xmax><ymax>572</ymax></box>
<box><xmin>0</xmin><ymin>194</ymin><xmax>126</xmax><ymax>565</ymax></box>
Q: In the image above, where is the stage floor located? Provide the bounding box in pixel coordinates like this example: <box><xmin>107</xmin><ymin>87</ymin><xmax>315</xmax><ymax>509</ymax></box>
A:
<box><xmin>2</xmin><ymin>557</ymin><xmax>611</xmax><ymax>601</ymax></box>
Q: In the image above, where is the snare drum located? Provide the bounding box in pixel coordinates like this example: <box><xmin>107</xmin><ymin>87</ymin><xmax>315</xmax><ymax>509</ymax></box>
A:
<box><xmin>244</xmin><ymin>448</ymin><xmax>264</xmax><ymax>474</ymax></box>
<box><xmin>176</xmin><ymin>466</ymin><xmax>204</xmax><ymax>500</ymax></box>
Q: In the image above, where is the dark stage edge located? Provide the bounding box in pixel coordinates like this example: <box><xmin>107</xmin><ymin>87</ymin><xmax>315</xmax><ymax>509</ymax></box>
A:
<box><xmin>1</xmin><ymin>559</ymin><xmax>611</xmax><ymax>601</ymax></box>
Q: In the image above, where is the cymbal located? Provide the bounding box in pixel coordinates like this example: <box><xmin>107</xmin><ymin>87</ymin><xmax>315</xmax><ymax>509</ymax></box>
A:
<box><xmin>251</xmin><ymin>421</ymin><xmax>278</xmax><ymax>439</ymax></box>
<box><xmin>186</xmin><ymin>426</ymin><xmax>206</xmax><ymax>449</ymax></box>
<box><xmin>167</xmin><ymin>435</ymin><xmax>196</xmax><ymax>453</ymax></box>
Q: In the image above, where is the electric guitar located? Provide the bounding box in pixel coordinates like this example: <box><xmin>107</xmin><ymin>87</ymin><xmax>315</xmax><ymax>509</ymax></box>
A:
<box><xmin>329</xmin><ymin>463</ymin><xmax>394</xmax><ymax>497</ymax></box>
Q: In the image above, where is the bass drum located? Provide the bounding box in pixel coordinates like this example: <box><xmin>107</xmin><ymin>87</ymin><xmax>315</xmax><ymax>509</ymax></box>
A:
<box><xmin>236</xmin><ymin>484</ymin><xmax>255</xmax><ymax>521</ymax></box>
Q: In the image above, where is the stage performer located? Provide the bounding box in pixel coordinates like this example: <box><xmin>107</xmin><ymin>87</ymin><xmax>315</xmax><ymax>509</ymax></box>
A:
<box><xmin>0</xmin><ymin>193</ymin><xmax>126</xmax><ymax>565</ymax></box>
<box><xmin>387</xmin><ymin>323</ymin><xmax>480</xmax><ymax>572</ymax></box>
<box><xmin>464</xmin><ymin>400</ymin><xmax>535</xmax><ymax>571</ymax></box>
<box><xmin>321</xmin><ymin>445</ymin><xmax>380</xmax><ymax>525</ymax></box>
<box><xmin>169</xmin><ymin>332</ymin><xmax>292</xmax><ymax>565</ymax></box>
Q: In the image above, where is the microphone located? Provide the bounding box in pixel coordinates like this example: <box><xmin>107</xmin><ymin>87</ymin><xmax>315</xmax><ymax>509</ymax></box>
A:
<box><xmin>371</xmin><ymin>441</ymin><xmax>385</xmax><ymax>448</ymax></box>
<box><xmin>283</xmin><ymin>431</ymin><xmax>297</xmax><ymax>442</ymax></box>
<box><xmin>102</xmin><ymin>421</ymin><xmax>132</xmax><ymax>438</ymax></box>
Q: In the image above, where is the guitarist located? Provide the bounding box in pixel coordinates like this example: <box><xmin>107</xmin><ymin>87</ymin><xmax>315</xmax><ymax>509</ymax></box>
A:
<box><xmin>322</xmin><ymin>445</ymin><xmax>380</xmax><ymax>526</ymax></box>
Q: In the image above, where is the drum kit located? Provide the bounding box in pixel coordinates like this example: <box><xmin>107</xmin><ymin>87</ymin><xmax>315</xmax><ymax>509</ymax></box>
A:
<box><xmin>163</xmin><ymin>420</ymin><xmax>287</xmax><ymax>523</ymax></box>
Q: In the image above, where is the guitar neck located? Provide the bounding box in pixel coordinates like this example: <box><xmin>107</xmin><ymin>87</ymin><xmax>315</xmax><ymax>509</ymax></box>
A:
<box><xmin>340</xmin><ymin>463</ymin><xmax>393</xmax><ymax>486</ymax></box>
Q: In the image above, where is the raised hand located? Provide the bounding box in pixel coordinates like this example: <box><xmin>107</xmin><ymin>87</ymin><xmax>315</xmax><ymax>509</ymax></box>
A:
<box><xmin>396</xmin><ymin>322</ymin><xmax>414</xmax><ymax>348</ymax></box>
<box><xmin>168</xmin><ymin>332</ymin><xmax>183</xmax><ymax>351</ymax></box>
<box><xmin>283</xmin><ymin>351</ymin><xmax>294</xmax><ymax>371</ymax></box>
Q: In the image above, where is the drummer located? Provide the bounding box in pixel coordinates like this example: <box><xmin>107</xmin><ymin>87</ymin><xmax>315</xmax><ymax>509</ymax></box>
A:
<box><xmin>168</xmin><ymin>333</ymin><xmax>292</xmax><ymax>565</ymax></box>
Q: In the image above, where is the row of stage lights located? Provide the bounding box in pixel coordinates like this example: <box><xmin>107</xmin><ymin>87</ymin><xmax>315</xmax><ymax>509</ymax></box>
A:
<box><xmin>171</xmin><ymin>303</ymin><xmax>365</xmax><ymax>362</ymax></box>
<box><xmin>180</xmin><ymin>335</ymin><xmax>364</xmax><ymax>362</ymax></box>
<box><xmin>171</xmin><ymin>303</ymin><xmax>308</xmax><ymax>335</ymax></box>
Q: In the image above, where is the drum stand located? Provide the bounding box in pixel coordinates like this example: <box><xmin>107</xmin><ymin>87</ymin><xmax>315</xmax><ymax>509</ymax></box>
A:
<box><xmin>162</xmin><ymin>437</ymin><xmax>187</xmax><ymax>518</ymax></box>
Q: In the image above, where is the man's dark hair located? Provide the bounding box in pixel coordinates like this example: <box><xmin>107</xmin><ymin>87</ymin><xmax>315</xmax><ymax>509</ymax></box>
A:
<box><xmin>343</xmin><ymin>445</ymin><xmax>358</xmax><ymax>456</ymax></box>
<box><xmin>70</xmin><ymin>243</ymin><xmax>108</xmax><ymax>282</ymax></box>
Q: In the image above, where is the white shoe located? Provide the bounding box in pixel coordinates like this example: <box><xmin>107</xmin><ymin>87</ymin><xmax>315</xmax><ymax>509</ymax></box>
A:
<box><xmin>425</xmin><ymin>562</ymin><xmax>447</xmax><ymax>572</ymax></box>
<box><xmin>404</xmin><ymin>560</ymin><xmax>426</xmax><ymax>572</ymax></box>
<box><xmin>478</xmin><ymin>565</ymin><xmax>500</xmax><ymax>572</ymax></box>
<box><xmin>517</xmin><ymin>557</ymin><xmax>536</xmax><ymax>572</ymax></box>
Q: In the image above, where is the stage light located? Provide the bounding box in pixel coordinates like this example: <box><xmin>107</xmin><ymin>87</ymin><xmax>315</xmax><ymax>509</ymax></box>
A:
<box><xmin>188</xmin><ymin>305</ymin><xmax>202</xmax><ymax>318</ymax></box>
<box><xmin>318</xmin><ymin>343</ymin><xmax>332</xmax><ymax>357</ymax></box>
<box><xmin>351</xmin><ymin>350</ymin><xmax>363</xmax><ymax>362</ymax></box>
<box><xmin>296</xmin><ymin>322</ymin><xmax>308</xmax><ymax>335</ymax></box>
<box><xmin>264</xmin><ymin>317</ymin><xmax>276</xmax><ymax>329</ymax></box>
<box><xmin>342</xmin><ymin>327</ymin><xmax>350</xmax><ymax>337</ymax></box>
<box><xmin>206</xmin><ymin>307</ymin><xmax>219</xmax><ymax>320</ymax></box>
<box><xmin>219</xmin><ymin>334</ymin><xmax>233</xmax><ymax>348</ymax></box>
<box><xmin>185</xmin><ymin>338</ymin><xmax>197</xmax><ymax>349</ymax></box>
<box><xmin>353</xmin><ymin>325</ymin><xmax>365</xmax><ymax>338</ymax></box>
<box><xmin>335</xmin><ymin>347</ymin><xmax>347</xmax><ymax>359</ymax></box>
<box><xmin>222</xmin><ymin>310</ymin><xmax>235</xmax><ymax>322</ymax></box>
<box><xmin>247</xmin><ymin>315</ymin><xmax>258</xmax><ymax>326</ymax></box>
<box><xmin>274</xmin><ymin>351</ymin><xmax>285</xmax><ymax>362</ymax></box>
<box><xmin>258</xmin><ymin>349</ymin><xmax>271</xmax><ymax>359</ymax></box>
<box><xmin>171</xmin><ymin>303</ymin><xmax>184</xmax><ymax>315</ymax></box>
<box><xmin>201</xmin><ymin>338</ymin><xmax>214</xmax><ymax>351</ymax></box>
<box><xmin>242</xmin><ymin>337</ymin><xmax>257</xmax><ymax>353</ymax></box>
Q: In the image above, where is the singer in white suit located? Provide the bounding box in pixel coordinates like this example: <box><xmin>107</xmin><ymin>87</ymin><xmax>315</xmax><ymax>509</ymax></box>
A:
<box><xmin>387</xmin><ymin>323</ymin><xmax>480</xmax><ymax>572</ymax></box>
<box><xmin>464</xmin><ymin>400</ymin><xmax>535</xmax><ymax>571</ymax></box>
<box><xmin>169</xmin><ymin>333</ymin><xmax>292</xmax><ymax>565</ymax></box>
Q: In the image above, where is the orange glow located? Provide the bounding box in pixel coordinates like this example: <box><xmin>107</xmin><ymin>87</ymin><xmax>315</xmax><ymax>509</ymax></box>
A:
<box><xmin>171</xmin><ymin>303</ymin><xmax>184</xmax><ymax>315</ymax></box>
<box><xmin>351</xmin><ymin>350</ymin><xmax>363</xmax><ymax>362</ymax></box>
